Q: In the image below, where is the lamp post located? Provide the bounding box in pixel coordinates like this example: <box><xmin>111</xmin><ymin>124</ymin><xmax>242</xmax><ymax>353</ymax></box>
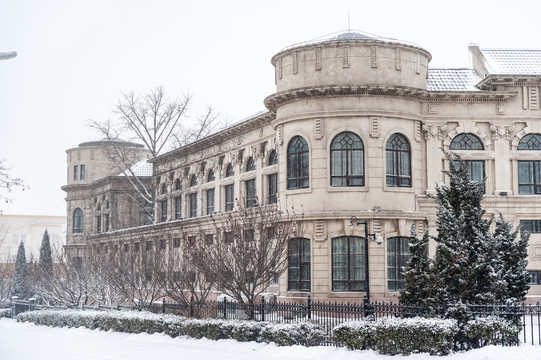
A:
<box><xmin>349</xmin><ymin>216</ymin><xmax>383</xmax><ymax>317</ymax></box>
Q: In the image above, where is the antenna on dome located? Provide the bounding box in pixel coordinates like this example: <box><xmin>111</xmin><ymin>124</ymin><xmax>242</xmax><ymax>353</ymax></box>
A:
<box><xmin>347</xmin><ymin>11</ymin><xmax>351</xmax><ymax>31</ymax></box>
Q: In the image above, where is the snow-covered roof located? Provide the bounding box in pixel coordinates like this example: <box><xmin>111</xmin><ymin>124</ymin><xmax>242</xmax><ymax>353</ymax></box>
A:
<box><xmin>117</xmin><ymin>159</ymin><xmax>153</xmax><ymax>177</ymax></box>
<box><xmin>480</xmin><ymin>49</ymin><xmax>541</xmax><ymax>75</ymax></box>
<box><xmin>277</xmin><ymin>29</ymin><xmax>425</xmax><ymax>54</ymax></box>
<box><xmin>427</xmin><ymin>69</ymin><xmax>482</xmax><ymax>92</ymax></box>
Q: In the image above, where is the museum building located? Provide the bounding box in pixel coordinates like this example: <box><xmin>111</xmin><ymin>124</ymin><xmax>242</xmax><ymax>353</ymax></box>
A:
<box><xmin>62</xmin><ymin>30</ymin><xmax>541</xmax><ymax>302</ymax></box>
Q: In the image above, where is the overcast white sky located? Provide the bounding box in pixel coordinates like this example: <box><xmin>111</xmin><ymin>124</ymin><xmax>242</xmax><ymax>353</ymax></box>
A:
<box><xmin>1</xmin><ymin>0</ymin><xmax>540</xmax><ymax>217</ymax></box>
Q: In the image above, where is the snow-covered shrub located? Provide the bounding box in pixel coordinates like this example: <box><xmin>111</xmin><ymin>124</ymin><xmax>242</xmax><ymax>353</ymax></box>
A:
<box><xmin>16</xmin><ymin>309</ymin><xmax>325</xmax><ymax>346</ymax></box>
<box><xmin>0</xmin><ymin>308</ymin><xmax>11</xmax><ymax>318</ymax></box>
<box><xmin>460</xmin><ymin>316</ymin><xmax>520</xmax><ymax>349</ymax></box>
<box><xmin>334</xmin><ymin>317</ymin><xmax>458</xmax><ymax>356</ymax></box>
<box><xmin>261</xmin><ymin>322</ymin><xmax>326</xmax><ymax>346</ymax></box>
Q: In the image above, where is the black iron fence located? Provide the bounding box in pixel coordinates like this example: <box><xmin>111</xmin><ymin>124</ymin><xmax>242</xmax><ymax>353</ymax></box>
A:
<box><xmin>7</xmin><ymin>297</ymin><xmax>541</xmax><ymax>345</ymax></box>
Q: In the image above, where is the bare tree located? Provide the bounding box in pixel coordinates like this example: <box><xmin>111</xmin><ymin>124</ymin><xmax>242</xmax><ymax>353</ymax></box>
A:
<box><xmin>189</xmin><ymin>205</ymin><xmax>301</xmax><ymax>319</ymax></box>
<box><xmin>161</xmin><ymin>234</ymin><xmax>214</xmax><ymax>316</ymax></box>
<box><xmin>106</xmin><ymin>241</ymin><xmax>166</xmax><ymax>309</ymax></box>
<box><xmin>0</xmin><ymin>262</ymin><xmax>13</xmax><ymax>303</ymax></box>
<box><xmin>0</xmin><ymin>159</ymin><xmax>28</xmax><ymax>210</ymax></box>
<box><xmin>87</xmin><ymin>86</ymin><xmax>226</xmax><ymax>223</ymax></box>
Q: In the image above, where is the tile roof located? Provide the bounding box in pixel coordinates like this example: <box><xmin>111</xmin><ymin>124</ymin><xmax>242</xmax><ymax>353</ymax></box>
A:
<box><xmin>481</xmin><ymin>49</ymin><xmax>541</xmax><ymax>75</ymax></box>
<box><xmin>117</xmin><ymin>159</ymin><xmax>153</xmax><ymax>177</ymax></box>
<box><xmin>427</xmin><ymin>68</ymin><xmax>482</xmax><ymax>91</ymax></box>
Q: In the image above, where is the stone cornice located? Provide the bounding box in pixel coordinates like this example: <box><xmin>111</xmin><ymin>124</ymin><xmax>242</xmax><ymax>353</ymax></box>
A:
<box><xmin>150</xmin><ymin>111</ymin><xmax>275</xmax><ymax>165</ymax></box>
<box><xmin>476</xmin><ymin>75</ymin><xmax>541</xmax><ymax>90</ymax></box>
<box><xmin>264</xmin><ymin>84</ymin><xmax>516</xmax><ymax>112</ymax></box>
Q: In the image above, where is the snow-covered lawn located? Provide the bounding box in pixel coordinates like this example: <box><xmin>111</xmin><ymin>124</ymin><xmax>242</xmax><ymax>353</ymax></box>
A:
<box><xmin>0</xmin><ymin>318</ymin><xmax>539</xmax><ymax>360</ymax></box>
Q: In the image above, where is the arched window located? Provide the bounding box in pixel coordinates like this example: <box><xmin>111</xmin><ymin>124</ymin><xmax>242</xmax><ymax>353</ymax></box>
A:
<box><xmin>226</xmin><ymin>164</ymin><xmax>234</xmax><ymax>177</ymax></box>
<box><xmin>175</xmin><ymin>178</ymin><xmax>182</xmax><ymax>190</ymax></box>
<box><xmin>387</xmin><ymin>237</ymin><xmax>411</xmax><ymax>291</ymax></box>
<box><xmin>332</xmin><ymin>236</ymin><xmax>365</xmax><ymax>291</ymax></box>
<box><xmin>518</xmin><ymin>134</ymin><xmax>541</xmax><ymax>150</ymax></box>
<box><xmin>246</xmin><ymin>157</ymin><xmax>255</xmax><ymax>172</ymax></box>
<box><xmin>161</xmin><ymin>183</ymin><xmax>167</xmax><ymax>194</ymax></box>
<box><xmin>268</xmin><ymin>150</ymin><xmax>278</xmax><ymax>166</ymax></box>
<box><xmin>288</xmin><ymin>237</ymin><xmax>310</xmax><ymax>292</ymax></box>
<box><xmin>330</xmin><ymin>132</ymin><xmax>364</xmax><ymax>187</ymax></box>
<box><xmin>287</xmin><ymin>136</ymin><xmax>309</xmax><ymax>190</ymax></box>
<box><xmin>450</xmin><ymin>133</ymin><xmax>484</xmax><ymax>150</ymax></box>
<box><xmin>190</xmin><ymin>175</ymin><xmax>197</xmax><ymax>187</ymax></box>
<box><xmin>73</xmin><ymin>208</ymin><xmax>84</xmax><ymax>234</ymax></box>
<box><xmin>450</xmin><ymin>133</ymin><xmax>485</xmax><ymax>184</ymax></box>
<box><xmin>386</xmin><ymin>134</ymin><xmax>411</xmax><ymax>187</ymax></box>
<box><xmin>518</xmin><ymin>134</ymin><xmax>541</xmax><ymax>194</ymax></box>
<box><xmin>207</xmin><ymin>169</ymin><xmax>215</xmax><ymax>182</ymax></box>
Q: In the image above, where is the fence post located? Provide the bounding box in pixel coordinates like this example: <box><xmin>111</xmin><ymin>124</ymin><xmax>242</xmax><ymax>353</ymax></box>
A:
<box><xmin>261</xmin><ymin>296</ymin><xmax>265</xmax><ymax>322</ymax></box>
<box><xmin>307</xmin><ymin>295</ymin><xmax>312</xmax><ymax>319</ymax></box>
<box><xmin>162</xmin><ymin>298</ymin><xmax>166</xmax><ymax>314</ymax></box>
<box><xmin>190</xmin><ymin>295</ymin><xmax>194</xmax><ymax>317</ymax></box>
<box><xmin>223</xmin><ymin>298</ymin><xmax>227</xmax><ymax>320</ymax></box>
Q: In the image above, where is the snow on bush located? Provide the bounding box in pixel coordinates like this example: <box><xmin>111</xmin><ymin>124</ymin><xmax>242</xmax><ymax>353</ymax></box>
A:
<box><xmin>0</xmin><ymin>308</ymin><xmax>11</xmax><ymax>318</ymax></box>
<box><xmin>16</xmin><ymin>309</ymin><xmax>325</xmax><ymax>346</ymax></box>
<box><xmin>460</xmin><ymin>316</ymin><xmax>520</xmax><ymax>349</ymax></box>
<box><xmin>334</xmin><ymin>317</ymin><xmax>459</xmax><ymax>356</ymax></box>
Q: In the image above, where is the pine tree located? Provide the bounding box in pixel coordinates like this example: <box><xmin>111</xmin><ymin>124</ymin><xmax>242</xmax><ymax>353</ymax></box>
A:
<box><xmin>11</xmin><ymin>241</ymin><xmax>31</xmax><ymax>299</ymax></box>
<box><xmin>430</xmin><ymin>153</ymin><xmax>495</xmax><ymax>304</ymax></box>
<box><xmin>39</xmin><ymin>229</ymin><xmax>53</xmax><ymax>277</ymax></box>
<box><xmin>492</xmin><ymin>214</ymin><xmax>530</xmax><ymax>303</ymax></box>
<box><xmin>399</xmin><ymin>225</ymin><xmax>432</xmax><ymax>307</ymax></box>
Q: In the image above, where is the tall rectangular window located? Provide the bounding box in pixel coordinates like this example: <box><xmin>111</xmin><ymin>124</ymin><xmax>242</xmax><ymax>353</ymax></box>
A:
<box><xmin>80</xmin><ymin>165</ymin><xmax>85</xmax><ymax>181</ymax></box>
<box><xmin>189</xmin><ymin>193</ymin><xmax>197</xmax><ymax>218</ymax></box>
<box><xmin>519</xmin><ymin>160</ymin><xmax>541</xmax><ymax>194</ymax></box>
<box><xmin>160</xmin><ymin>200</ymin><xmax>167</xmax><ymax>222</ymax></box>
<box><xmin>521</xmin><ymin>220</ymin><xmax>541</xmax><ymax>233</ymax></box>
<box><xmin>288</xmin><ymin>238</ymin><xmax>311</xmax><ymax>292</ymax></box>
<box><xmin>206</xmin><ymin>189</ymin><xmax>215</xmax><ymax>215</ymax></box>
<box><xmin>104</xmin><ymin>214</ymin><xmax>110</xmax><ymax>232</ymax></box>
<box><xmin>225</xmin><ymin>184</ymin><xmax>234</xmax><ymax>212</ymax></box>
<box><xmin>332</xmin><ymin>236</ymin><xmax>365</xmax><ymax>291</ymax></box>
<box><xmin>245</xmin><ymin>179</ymin><xmax>256</xmax><ymax>208</ymax></box>
<box><xmin>268</xmin><ymin>173</ymin><xmax>278</xmax><ymax>204</ymax></box>
<box><xmin>174</xmin><ymin>196</ymin><xmax>182</xmax><ymax>220</ymax></box>
<box><xmin>96</xmin><ymin>215</ymin><xmax>101</xmax><ymax>234</ymax></box>
<box><xmin>387</xmin><ymin>237</ymin><xmax>411</xmax><ymax>291</ymax></box>
<box><xmin>73</xmin><ymin>165</ymin><xmax>78</xmax><ymax>181</ymax></box>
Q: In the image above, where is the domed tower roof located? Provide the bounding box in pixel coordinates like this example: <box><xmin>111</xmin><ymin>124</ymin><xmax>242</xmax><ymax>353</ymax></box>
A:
<box><xmin>266</xmin><ymin>29</ymin><xmax>432</xmax><ymax>110</ymax></box>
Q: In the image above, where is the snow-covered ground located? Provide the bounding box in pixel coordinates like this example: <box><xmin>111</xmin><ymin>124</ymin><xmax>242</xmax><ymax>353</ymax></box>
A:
<box><xmin>0</xmin><ymin>318</ymin><xmax>539</xmax><ymax>360</ymax></box>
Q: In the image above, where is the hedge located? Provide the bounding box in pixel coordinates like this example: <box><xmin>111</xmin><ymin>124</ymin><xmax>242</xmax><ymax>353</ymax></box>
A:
<box><xmin>16</xmin><ymin>309</ymin><xmax>326</xmax><ymax>346</ymax></box>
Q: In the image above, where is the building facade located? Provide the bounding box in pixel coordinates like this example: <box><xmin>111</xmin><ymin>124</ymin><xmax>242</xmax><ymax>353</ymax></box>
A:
<box><xmin>63</xmin><ymin>30</ymin><xmax>541</xmax><ymax>302</ymax></box>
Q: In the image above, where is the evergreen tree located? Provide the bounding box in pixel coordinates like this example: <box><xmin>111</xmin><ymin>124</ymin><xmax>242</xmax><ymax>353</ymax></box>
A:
<box><xmin>39</xmin><ymin>229</ymin><xmax>53</xmax><ymax>277</ymax></box>
<box><xmin>431</xmin><ymin>152</ymin><xmax>495</xmax><ymax>304</ymax></box>
<box><xmin>399</xmin><ymin>225</ymin><xmax>432</xmax><ymax>307</ymax></box>
<box><xmin>11</xmin><ymin>241</ymin><xmax>31</xmax><ymax>299</ymax></box>
<box><xmin>492</xmin><ymin>214</ymin><xmax>530</xmax><ymax>303</ymax></box>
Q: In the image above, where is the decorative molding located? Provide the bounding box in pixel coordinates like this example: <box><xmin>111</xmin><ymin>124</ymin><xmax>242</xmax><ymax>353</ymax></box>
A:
<box><xmin>263</xmin><ymin>85</ymin><xmax>516</xmax><ymax>113</ymax></box>
<box><xmin>370</xmin><ymin>46</ymin><xmax>377</xmax><ymax>68</ymax></box>
<box><xmin>315</xmin><ymin>47</ymin><xmax>322</xmax><ymax>71</ymax></box>
<box><xmin>370</xmin><ymin>117</ymin><xmax>380</xmax><ymax>138</ymax></box>
<box><xmin>314</xmin><ymin>118</ymin><xmax>324</xmax><ymax>140</ymax></box>
<box><xmin>395</xmin><ymin>48</ymin><xmax>401</xmax><ymax>71</ymax></box>
<box><xmin>314</xmin><ymin>220</ymin><xmax>326</xmax><ymax>242</ymax></box>
<box><xmin>372</xmin><ymin>219</ymin><xmax>382</xmax><ymax>234</ymax></box>
<box><xmin>489</xmin><ymin>123</ymin><xmax>515</xmax><ymax>140</ymax></box>
<box><xmin>529</xmin><ymin>86</ymin><xmax>539</xmax><ymax>109</ymax></box>
<box><xmin>415</xmin><ymin>121</ymin><xmax>422</xmax><ymax>142</ymax></box>
<box><xmin>292</xmin><ymin>51</ymin><xmax>298</xmax><ymax>75</ymax></box>
<box><xmin>496</xmin><ymin>104</ymin><xmax>506</xmax><ymax>115</ymax></box>
<box><xmin>276</xmin><ymin>57</ymin><xmax>282</xmax><ymax>81</ymax></box>
<box><xmin>342</xmin><ymin>46</ymin><xmax>349</xmax><ymax>68</ymax></box>
<box><xmin>277</xmin><ymin>124</ymin><xmax>283</xmax><ymax>145</ymax></box>
<box><xmin>428</xmin><ymin>104</ymin><xmax>438</xmax><ymax>114</ymax></box>
<box><xmin>415</xmin><ymin>52</ymin><xmax>421</xmax><ymax>74</ymax></box>
<box><xmin>422</xmin><ymin>124</ymin><xmax>447</xmax><ymax>140</ymax></box>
